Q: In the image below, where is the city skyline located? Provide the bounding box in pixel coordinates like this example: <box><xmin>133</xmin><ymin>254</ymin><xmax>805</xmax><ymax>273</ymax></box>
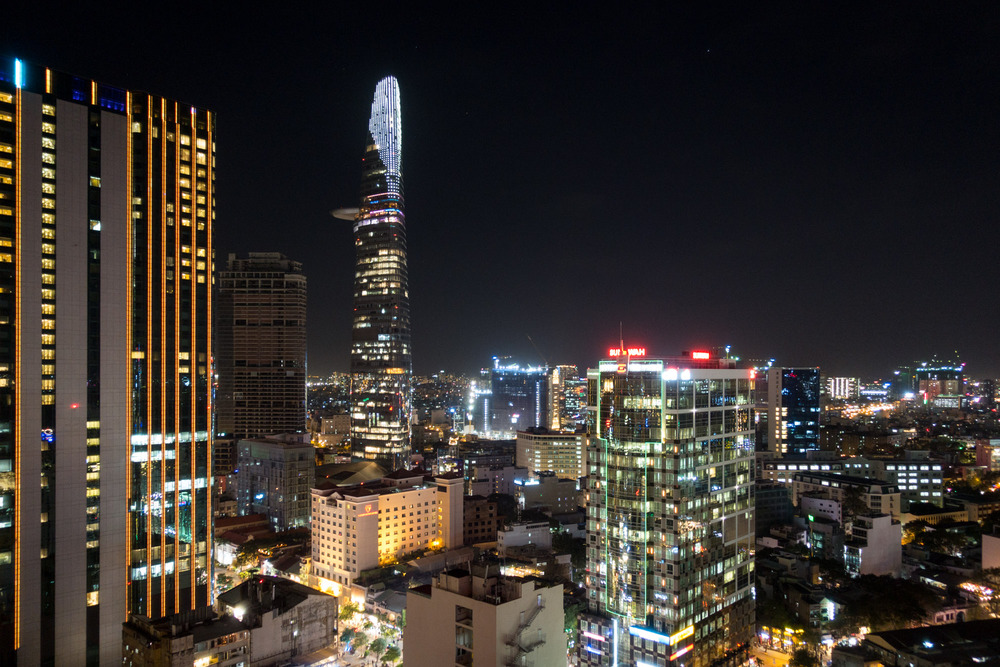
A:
<box><xmin>7</xmin><ymin>5</ymin><xmax>1000</xmax><ymax>378</ymax></box>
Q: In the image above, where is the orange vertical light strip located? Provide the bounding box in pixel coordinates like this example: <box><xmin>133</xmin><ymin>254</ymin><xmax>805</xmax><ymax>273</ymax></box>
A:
<box><xmin>171</xmin><ymin>101</ymin><xmax>180</xmax><ymax>613</ymax></box>
<box><xmin>91</xmin><ymin>81</ymin><xmax>97</xmax><ymax>106</ymax></box>
<box><xmin>145</xmin><ymin>95</ymin><xmax>154</xmax><ymax>616</ymax></box>
<box><xmin>45</xmin><ymin>69</ymin><xmax>51</xmax><ymax>94</ymax></box>
<box><xmin>13</xmin><ymin>83</ymin><xmax>22</xmax><ymax>652</ymax></box>
<box><xmin>205</xmin><ymin>110</ymin><xmax>213</xmax><ymax>604</ymax></box>
<box><xmin>125</xmin><ymin>91</ymin><xmax>134</xmax><ymax>619</ymax></box>
<box><xmin>161</xmin><ymin>98</ymin><xmax>171</xmax><ymax>616</ymax></box>
<box><xmin>189</xmin><ymin>106</ymin><xmax>197</xmax><ymax>604</ymax></box>
<box><xmin>164</xmin><ymin>98</ymin><xmax>179</xmax><ymax>616</ymax></box>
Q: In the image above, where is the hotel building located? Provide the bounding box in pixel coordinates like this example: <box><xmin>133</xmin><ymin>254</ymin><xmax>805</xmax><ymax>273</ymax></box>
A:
<box><xmin>310</xmin><ymin>471</ymin><xmax>463</xmax><ymax>591</ymax></box>
<box><xmin>580</xmin><ymin>350</ymin><xmax>755</xmax><ymax>667</ymax></box>
<box><xmin>0</xmin><ymin>60</ymin><xmax>214</xmax><ymax>664</ymax></box>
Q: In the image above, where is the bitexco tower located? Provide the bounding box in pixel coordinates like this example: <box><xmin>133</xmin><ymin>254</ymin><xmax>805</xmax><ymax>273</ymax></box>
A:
<box><xmin>337</xmin><ymin>77</ymin><xmax>411</xmax><ymax>469</ymax></box>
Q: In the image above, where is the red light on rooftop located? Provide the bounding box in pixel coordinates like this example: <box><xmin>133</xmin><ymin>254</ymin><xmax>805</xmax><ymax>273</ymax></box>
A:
<box><xmin>691</xmin><ymin>351</ymin><xmax>710</xmax><ymax>360</ymax></box>
<box><xmin>70</xmin><ymin>403</ymin><xmax>80</xmax><ymax>409</ymax></box>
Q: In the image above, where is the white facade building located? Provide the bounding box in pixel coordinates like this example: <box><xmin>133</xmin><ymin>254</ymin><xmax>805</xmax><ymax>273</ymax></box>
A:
<box><xmin>310</xmin><ymin>473</ymin><xmax>463</xmax><ymax>591</ymax></box>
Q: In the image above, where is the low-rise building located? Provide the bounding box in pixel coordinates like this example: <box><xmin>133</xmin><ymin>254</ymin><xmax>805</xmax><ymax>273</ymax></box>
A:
<box><xmin>216</xmin><ymin>576</ymin><xmax>338</xmax><ymax>666</ymax></box>
<box><xmin>464</xmin><ymin>495</ymin><xmax>501</xmax><ymax>546</ymax></box>
<box><xmin>405</xmin><ymin>568</ymin><xmax>565</xmax><ymax>667</ymax></box>
<box><xmin>467</xmin><ymin>465</ymin><xmax>529</xmax><ymax>497</ymax></box>
<box><xmin>844</xmin><ymin>514</ymin><xmax>902</xmax><ymax>577</ymax></box>
<box><xmin>515</xmin><ymin>472</ymin><xmax>580</xmax><ymax>516</ymax></box>
<box><xmin>792</xmin><ymin>472</ymin><xmax>901</xmax><ymax>520</ymax></box>
<box><xmin>498</xmin><ymin>521</ymin><xmax>552</xmax><ymax>556</ymax></box>
<box><xmin>122</xmin><ymin>606</ymin><xmax>249</xmax><ymax>667</ymax></box>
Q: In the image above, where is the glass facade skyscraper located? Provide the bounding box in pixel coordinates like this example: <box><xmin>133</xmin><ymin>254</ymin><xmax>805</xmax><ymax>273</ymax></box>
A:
<box><xmin>348</xmin><ymin>77</ymin><xmax>411</xmax><ymax>469</ymax></box>
<box><xmin>580</xmin><ymin>352</ymin><xmax>755</xmax><ymax>667</ymax></box>
<box><xmin>0</xmin><ymin>60</ymin><xmax>214</xmax><ymax>665</ymax></box>
<box><xmin>763</xmin><ymin>366</ymin><xmax>821</xmax><ymax>455</ymax></box>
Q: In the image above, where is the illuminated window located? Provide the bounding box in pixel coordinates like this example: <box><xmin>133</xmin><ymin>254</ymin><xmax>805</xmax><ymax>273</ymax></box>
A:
<box><xmin>41</xmin><ymin>259</ymin><xmax>55</xmax><ymax>270</ymax></box>
<box><xmin>42</xmin><ymin>104</ymin><xmax>55</xmax><ymax>116</ymax></box>
<box><xmin>42</xmin><ymin>274</ymin><xmax>54</xmax><ymax>284</ymax></box>
<box><xmin>0</xmin><ymin>144</ymin><xmax>10</xmax><ymax>153</ymax></box>
<box><xmin>42</xmin><ymin>153</ymin><xmax>54</xmax><ymax>164</ymax></box>
<box><xmin>41</xmin><ymin>122</ymin><xmax>56</xmax><ymax>134</ymax></box>
<box><xmin>0</xmin><ymin>92</ymin><xmax>12</xmax><ymax>103</ymax></box>
<box><xmin>89</xmin><ymin>177</ymin><xmax>101</xmax><ymax>187</ymax></box>
<box><xmin>42</xmin><ymin>167</ymin><xmax>55</xmax><ymax>179</ymax></box>
<box><xmin>42</xmin><ymin>213</ymin><xmax>54</xmax><ymax>225</ymax></box>
<box><xmin>42</xmin><ymin>198</ymin><xmax>55</xmax><ymax>209</ymax></box>
<box><xmin>42</xmin><ymin>137</ymin><xmax>55</xmax><ymax>150</ymax></box>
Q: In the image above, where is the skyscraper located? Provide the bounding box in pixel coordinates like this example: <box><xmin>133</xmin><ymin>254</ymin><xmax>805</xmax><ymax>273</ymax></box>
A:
<box><xmin>0</xmin><ymin>60</ymin><xmax>214</xmax><ymax>665</ymax></box>
<box><xmin>579</xmin><ymin>349</ymin><xmax>755</xmax><ymax>667</ymax></box>
<box><xmin>216</xmin><ymin>252</ymin><xmax>307</xmax><ymax>440</ymax></box>
<box><xmin>342</xmin><ymin>77</ymin><xmax>411</xmax><ymax>469</ymax></box>
<box><xmin>761</xmin><ymin>366</ymin><xmax>821</xmax><ymax>454</ymax></box>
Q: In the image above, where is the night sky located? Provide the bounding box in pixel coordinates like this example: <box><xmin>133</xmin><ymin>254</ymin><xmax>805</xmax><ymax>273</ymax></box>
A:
<box><xmin>8</xmin><ymin>4</ymin><xmax>1000</xmax><ymax>378</ymax></box>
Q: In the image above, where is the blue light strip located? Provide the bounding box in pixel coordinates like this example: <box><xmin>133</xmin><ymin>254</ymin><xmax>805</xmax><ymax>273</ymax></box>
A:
<box><xmin>628</xmin><ymin>625</ymin><xmax>671</xmax><ymax>644</ymax></box>
<box><xmin>14</xmin><ymin>59</ymin><xmax>23</xmax><ymax>89</ymax></box>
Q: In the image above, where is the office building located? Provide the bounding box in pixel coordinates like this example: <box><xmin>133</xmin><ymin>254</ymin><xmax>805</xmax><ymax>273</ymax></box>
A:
<box><xmin>340</xmin><ymin>76</ymin><xmax>412</xmax><ymax>469</ymax></box>
<box><xmin>760</xmin><ymin>366</ymin><xmax>821</xmax><ymax>454</ymax></box>
<box><xmin>0</xmin><ymin>60</ymin><xmax>214</xmax><ymax>664</ymax></box>
<box><xmin>549</xmin><ymin>364</ymin><xmax>586</xmax><ymax>430</ymax></box>
<box><xmin>825</xmin><ymin>376</ymin><xmax>858</xmax><ymax>401</ymax></box>
<box><xmin>405</xmin><ymin>567</ymin><xmax>566</xmax><ymax>667</ymax></box>
<box><xmin>235</xmin><ymin>434</ymin><xmax>315</xmax><ymax>532</ymax></box>
<box><xmin>915</xmin><ymin>357</ymin><xmax>964</xmax><ymax>403</ymax></box>
<box><xmin>516</xmin><ymin>426</ymin><xmax>586</xmax><ymax>480</ymax></box>
<box><xmin>216</xmin><ymin>252</ymin><xmax>307</xmax><ymax>440</ymax></box>
<box><xmin>580</xmin><ymin>350</ymin><xmax>755</xmax><ymax>667</ymax></box>
<box><xmin>478</xmin><ymin>358</ymin><xmax>550</xmax><ymax>437</ymax></box>
<box><xmin>310</xmin><ymin>471</ymin><xmax>463</xmax><ymax>591</ymax></box>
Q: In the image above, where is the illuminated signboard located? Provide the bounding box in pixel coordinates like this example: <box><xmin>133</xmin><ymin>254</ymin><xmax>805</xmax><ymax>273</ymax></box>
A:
<box><xmin>669</xmin><ymin>644</ymin><xmax>694</xmax><ymax>661</ymax></box>
<box><xmin>357</xmin><ymin>503</ymin><xmax>378</xmax><ymax>517</ymax></box>
<box><xmin>691</xmin><ymin>351</ymin><xmax>710</xmax><ymax>360</ymax></box>
<box><xmin>608</xmin><ymin>347</ymin><xmax>646</xmax><ymax>358</ymax></box>
<box><xmin>669</xmin><ymin>625</ymin><xmax>694</xmax><ymax>644</ymax></box>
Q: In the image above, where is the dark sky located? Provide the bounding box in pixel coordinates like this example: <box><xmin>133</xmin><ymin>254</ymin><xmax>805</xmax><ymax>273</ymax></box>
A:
<box><xmin>8</xmin><ymin>4</ymin><xmax>1000</xmax><ymax>378</ymax></box>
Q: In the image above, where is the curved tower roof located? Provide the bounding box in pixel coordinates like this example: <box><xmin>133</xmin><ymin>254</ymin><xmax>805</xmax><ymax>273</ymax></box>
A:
<box><xmin>349</xmin><ymin>76</ymin><xmax>412</xmax><ymax>470</ymax></box>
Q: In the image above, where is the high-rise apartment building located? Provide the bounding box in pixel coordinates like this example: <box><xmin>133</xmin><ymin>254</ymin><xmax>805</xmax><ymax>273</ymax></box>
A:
<box><xmin>235</xmin><ymin>434</ymin><xmax>315</xmax><ymax>532</ymax></box>
<box><xmin>0</xmin><ymin>60</ymin><xmax>214</xmax><ymax>665</ymax></box>
<box><xmin>341</xmin><ymin>76</ymin><xmax>411</xmax><ymax>469</ymax></box>
<box><xmin>216</xmin><ymin>252</ymin><xmax>306</xmax><ymax>440</ymax></box>
<box><xmin>580</xmin><ymin>350</ymin><xmax>755</xmax><ymax>667</ymax></box>
<box><xmin>759</xmin><ymin>366</ymin><xmax>821</xmax><ymax>455</ymax></box>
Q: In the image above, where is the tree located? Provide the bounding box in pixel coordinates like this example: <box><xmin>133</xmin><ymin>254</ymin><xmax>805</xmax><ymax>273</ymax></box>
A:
<box><xmin>972</xmin><ymin>568</ymin><xmax>1000</xmax><ymax>617</ymax></box>
<box><xmin>383</xmin><ymin>645</ymin><xmax>401</xmax><ymax>664</ymax></box>
<box><xmin>789</xmin><ymin>648</ymin><xmax>819</xmax><ymax>667</ymax></box>
<box><xmin>353</xmin><ymin>631</ymin><xmax>370</xmax><ymax>652</ymax></box>
<box><xmin>339</xmin><ymin>601</ymin><xmax>361</xmax><ymax>623</ymax></box>
<box><xmin>370</xmin><ymin>637</ymin><xmax>387</xmax><ymax>659</ymax></box>
<box><xmin>340</xmin><ymin>627</ymin><xmax>356</xmax><ymax>644</ymax></box>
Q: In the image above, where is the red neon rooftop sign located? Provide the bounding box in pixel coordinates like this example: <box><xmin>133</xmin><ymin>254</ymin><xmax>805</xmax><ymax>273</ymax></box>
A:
<box><xmin>608</xmin><ymin>347</ymin><xmax>646</xmax><ymax>357</ymax></box>
<box><xmin>691</xmin><ymin>350</ymin><xmax>710</xmax><ymax>360</ymax></box>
